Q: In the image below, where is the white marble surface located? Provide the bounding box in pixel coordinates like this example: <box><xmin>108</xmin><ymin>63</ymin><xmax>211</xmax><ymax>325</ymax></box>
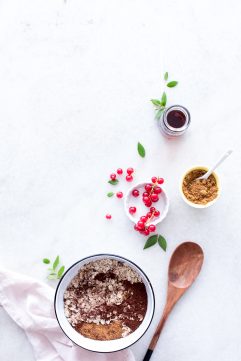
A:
<box><xmin>0</xmin><ymin>0</ymin><xmax>241</xmax><ymax>360</ymax></box>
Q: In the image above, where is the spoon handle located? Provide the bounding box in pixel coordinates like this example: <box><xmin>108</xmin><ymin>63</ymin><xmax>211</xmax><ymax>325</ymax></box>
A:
<box><xmin>143</xmin><ymin>311</ymin><xmax>168</xmax><ymax>361</ymax></box>
<box><xmin>202</xmin><ymin>149</ymin><xmax>233</xmax><ymax>179</ymax></box>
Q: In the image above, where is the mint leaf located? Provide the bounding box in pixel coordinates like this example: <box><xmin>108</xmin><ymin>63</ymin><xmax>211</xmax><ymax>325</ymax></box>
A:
<box><xmin>107</xmin><ymin>192</ymin><xmax>114</xmax><ymax>197</ymax></box>
<box><xmin>167</xmin><ymin>81</ymin><xmax>178</xmax><ymax>88</ymax></box>
<box><xmin>108</xmin><ymin>179</ymin><xmax>119</xmax><ymax>185</ymax></box>
<box><xmin>43</xmin><ymin>255</ymin><xmax>65</xmax><ymax>281</ymax></box>
<box><xmin>144</xmin><ymin>235</ymin><xmax>158</xmax><ymax>249</ymax></box>
<box><xmin>161</xmin><ymin>92</ymin><xmax>167</xmax><ymax>106</ymax></box>
<box><xmin>164</xmin><ymin>72</ymin><xmax>168</xmax><ymax>81</ymax></box>
<box><xmin>48</xmin><ymin>273</ymin><xmax>57</xmax><ymax>280</ymax></box>
<box><xmin>151</xmin><ymin>99</ymin><xmax>162</xmax><ymax>107</ymax></box>
<box><xmin>158</xmin><ymin>235</ymin><xmax>167</xmax><ymax>251</ymax></box>
<box><xmin>156</xmin><ymin>108</ymin><xmax>164</xmax><ymax>120</ymax></box>
<box><xmin>57</xmin><ymin>266</ymin><xmax>65</xmax><ymax>279</ymax></box>
<box><xmin>137</xmin><ymin>142</ymin><xmax>145</xmax><ymax>158</ymax></box>
<box><xmin>53</xmin><ymin>256</ymin><xmax>60</xmax><ymax>270</ymax></box>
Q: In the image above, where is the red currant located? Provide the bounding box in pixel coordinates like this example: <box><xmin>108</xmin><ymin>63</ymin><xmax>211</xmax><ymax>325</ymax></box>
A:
<box><xmin>154</xmin><ymin>186</ymin><xmax>162</xmax><ymax>194</ymax></box>
<box><xmin>117</xmin><ymin>168</ymin><xmax>123</xmax><ymax>175</ymax></box>
<box><xmin>150</xmin><ymin>207</ymin><xmax>156</xmax><ymax>212</ymax></box>
<box><xmin>140</xmin><ymin>216</ymin><xmax>147</xmax><ymax>222</ymax></box>
<box><xmin>151</xmin><ymin>176</ymin><xmax>157</xmax><ymax>183</ymax></box>
<box><xmin>106</xmin><ymin>214</ymin><xmax>112</xmax><ymax>219</ymax></box>
<box><xmin>143</xmin><ymin>192</ymin><xmax>149</xmax><ymax>198</ymax></box>
<box><xmin>145</xmin><ymin>184</ymin><xmax>152</xmax><ymax>192</ymax></box>
<box><xmin>154</xmin><ymin>210</ymin><xmax>160</xmax><ymax>217</ymax></box>
<box><xmin>148</xmin><ymin>224</ymin><xmax>156</xmax><ymax>232</ymax></box>
<box><xmin>144</xmin><ymin>229</ymin><xmax>150</xmax><ymax>236</ymax></box>
<box><xmin>127</xmin><ymin>167</ymin><xmax>134</xmax><ymax>175</ymax></box>
<box><xmin>129</xmin><ymin>206</ymin><xmax>136</xmax><ymax>214</ymax></box>
<box><xmin>126</xmin><ymin>174</ymin><xmax>133</xmax><ymax>182</ymax></box>
<box><xmin>147</xmin><ymin>211</ymin><xmax>152</xmax><ymax>218</ymax></box>
<box><xmin>143</xmin><ymin>196</ymin><xmax>150</xmax><ymax>203</ymax></box>
<box><xmin>134</xmin><ymin>224</ymin><xmax>138</xmax><ymax>231</ymax></box>
<box><xmin>137</xmin><ymin>221</ymin><xmax>145</xmax><ymax>230</ymax></box>
<box><xmin>116</xmin><ymin>192</ymin><xmax>123</xmax><ymax>198</ymax></box>
<box><xmin>144</xmin><ymin>199</ymin><xmax>152</xmax><ymax>207</ymax></box>
<box><xmin>158</xmin><ymin>178</ymin><xmax>164</xmax><ymax>184</ymax></box>
<box><xmin>151</xmin><ymin>193</ymin><xmax>159</xmax><ymax>202</ymax></box>
<box><xmin>132</xmin><ymin>189</ymin><xmax>139</xmax><ymax>197</ymax></box>
<box><xmin>110</xmin><ymin>173</ymin><xmax>116</xmax><ymax>180</ymax></box>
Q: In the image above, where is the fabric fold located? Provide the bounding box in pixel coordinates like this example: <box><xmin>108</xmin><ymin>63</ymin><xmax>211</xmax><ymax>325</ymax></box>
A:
<box><xmin>0</xmin><ymin>267</ymin><xmax>135</xmax><ymax>361</ymax></box>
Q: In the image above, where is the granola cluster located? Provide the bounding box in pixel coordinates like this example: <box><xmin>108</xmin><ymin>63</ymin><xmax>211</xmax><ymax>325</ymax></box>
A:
<box><xmin>64</xmin><ymin>258</ymin><xmax>147</xmax><ymax>340</ymax></box>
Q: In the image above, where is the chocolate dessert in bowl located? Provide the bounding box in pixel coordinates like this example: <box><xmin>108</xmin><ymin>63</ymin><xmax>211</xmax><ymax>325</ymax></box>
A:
<box><xmin>54</xmin><ymin>254</ymin><xmax>155</xmax><ymax>352</ymax></box>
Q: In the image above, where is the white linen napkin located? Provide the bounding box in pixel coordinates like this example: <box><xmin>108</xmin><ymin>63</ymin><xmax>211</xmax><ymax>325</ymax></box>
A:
<box><xmin>0</xmin><ymin>267</ymin><xmax>135</xmax><ymax>361</ymax></box>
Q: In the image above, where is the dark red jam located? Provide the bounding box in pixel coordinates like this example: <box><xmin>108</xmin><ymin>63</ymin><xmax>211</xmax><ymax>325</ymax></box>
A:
<box><xmin>166</xmin><ymin>110</ymin><xmax>186</xmax><ymax>128</ymax></box>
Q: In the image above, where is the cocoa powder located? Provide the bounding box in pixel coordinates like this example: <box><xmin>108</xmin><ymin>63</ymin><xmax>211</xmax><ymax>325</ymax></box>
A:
<box><xmin>76</xmin><ymin>321</ymin><xmax>125</xmax><ymax>341</ymax></box>
<box><xmin>64</xmin><ymin>259</ymin><xmax>147</xmax><ymax>341</ymax></box>
<box><xmin>182</xmin><ymin>169</ymin><xmax>218</xmax><ymax>205</ymax></box>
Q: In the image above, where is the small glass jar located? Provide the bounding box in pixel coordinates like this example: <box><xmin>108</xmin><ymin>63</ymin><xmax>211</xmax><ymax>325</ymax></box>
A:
<box><xmin>159</xmin><ymin>105</ymin><xmax>191</xmax><ymax>138</ymax></box>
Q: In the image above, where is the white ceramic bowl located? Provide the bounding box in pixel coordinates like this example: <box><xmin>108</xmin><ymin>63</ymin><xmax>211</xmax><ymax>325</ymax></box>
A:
<box><xmin>54</xmin><ymin>254</ymin><xmax>155</xmax><ymax>353</ymax></box>
<box><xmin>124</xmin><ymin>182</ymin><xmax>169</xmax><ymax>225</ymax></box>
<box><xmin>180</xmin><ymin>166</ymin><xmax>221</xmax><ymax>209</ymax></box>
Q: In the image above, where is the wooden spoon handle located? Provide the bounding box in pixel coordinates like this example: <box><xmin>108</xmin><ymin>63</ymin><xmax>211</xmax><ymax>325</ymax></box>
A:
<box><xmin>143</xmin><ymin>349</ymin><xmax>153</xmax><ymax>361</ymax></box>
<box><xmin>142</xmin><ymin>312</ymin><xmax>168</xmax><ymax>361</ymax></box>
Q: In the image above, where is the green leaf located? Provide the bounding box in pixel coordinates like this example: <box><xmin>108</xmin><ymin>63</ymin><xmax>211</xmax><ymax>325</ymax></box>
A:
<box><xmin>137</xmin><ymin>142</ymin><xmax>145</xmax><ymax>158</ymax></box>
<box><xmin>167</xmin><ymin>81</ymin><xmax>178</xmax><ymax>88</ymax></box>
<box><xmin>158</xmin><ymin>235</ymin><xmax>167</xmax><ymax>251</ymax></box>
<box><xmin>155</xmin><ymin>108</ymin><xmax>164</xmax><ymax>120</ymax></box>
<box><xmin>53</xmin><ymin>256</ymin><xmax>60</xmax><ymax>270</ymax></box>
<box><xmin>48</xmin><ymin>273</ymin><xmax>57</xmax><ymax>280</ymax></box>
<box><xmin>144</xmin><ymin>235</ymin><xmax>158</xmax><ymax>249</ymax></box>
<box><xmin>57</xmin><ymin>266</ymin><xmax>65</xmax><ymax>279</ymax></box>
<box><xmin>107</xmin><ymin>192</ymin><xmax>114</xmax><ymax>197</ymax></box>
<box><xmin>161</xmin><ymin>92</ymin><xmax>167</xmax><ymax>106</ymax></box>
<box><xmin>43</xmin><ymin>258</ymin><xmax>50</xmax><ymax>264</ymax></box>
<box><xmin>164</xmin><ymin>72</ymin><xmax>168</xmax><ymax>81</ymax></box>
<box><xmin>151</xmin><ymin>99</ymin><xmax>162</xmax><ymax>107</ymax></box>
<box><xmin>108</xmin><ymin>179</ymin><xmax>119</xmax><ymax>185</ymax></box>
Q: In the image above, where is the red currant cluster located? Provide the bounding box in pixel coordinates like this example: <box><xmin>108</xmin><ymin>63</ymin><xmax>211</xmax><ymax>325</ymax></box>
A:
<box><xmin>134</xmin><ymin>207</ymin><xmax>160</xmax><ymax>236</ymax></box>
<box><xmin>109</xmin><ymin>167</ymin><xmax>134</xmax><ymax>183</ymax></box>
<box><xmin>142</xmin><ymin>177</ymin><xmax>164</xmax><ymax>207</ymax></box>
<box><xmin>106</xmin><ymin>167</ymin><xmax>135</xmax><ymax>220</ymax></box>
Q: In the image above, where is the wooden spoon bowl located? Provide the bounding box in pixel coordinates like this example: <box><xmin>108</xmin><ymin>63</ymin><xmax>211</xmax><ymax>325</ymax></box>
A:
<box><xmin>169</xmin><ymin>242</ymin><xmax>204</xmax><ymax>288</ymax></box>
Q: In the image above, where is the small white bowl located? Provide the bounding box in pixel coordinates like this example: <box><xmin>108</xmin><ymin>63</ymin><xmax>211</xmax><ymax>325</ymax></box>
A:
<box><xmin>180</xmin><ymin>166</ymin><xmax>221</xmax><ymax>209</ymax></box>
<box><xmin>124</xmin><ymin>182</ymin><xmax>169</xmax><ymax>225</ymax></box>
<box><xmin>54</xmin><ymin>254</ymin><xmax>155</xmax><ymax>353</ymax></box>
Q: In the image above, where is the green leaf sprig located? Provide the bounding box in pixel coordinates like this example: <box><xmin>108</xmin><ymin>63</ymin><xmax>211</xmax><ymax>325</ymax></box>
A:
<box><xmin>144</xmin><ymin>234</ymin><xmax>167</xmax><ymax>251</ymax></box>
<box><xmin>151</xmin><ymin>72</ymin><xmax>178</xmax><ymax>120</ymax></box>
<box><xmin>42</xmin><ymin>256</ymin><xmax>65</xmax><ymax>280</ymax></box>
<box><xmin>107</xmin><ymin>192</ymin><xmax>114</xmax><ymax>197</ymax></box>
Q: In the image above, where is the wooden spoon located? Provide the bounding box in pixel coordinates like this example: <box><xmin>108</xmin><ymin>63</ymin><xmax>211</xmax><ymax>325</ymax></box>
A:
<box><xmin>143</xmin><ymin>242</ymin><xmax>204</xmax><ymax>361</ymax></box>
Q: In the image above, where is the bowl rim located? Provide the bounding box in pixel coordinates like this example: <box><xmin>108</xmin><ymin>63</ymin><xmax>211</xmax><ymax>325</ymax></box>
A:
<box><xmin>124</xmin><ymin>181</ymin><xmax>169</xmax><ymax>225</ymax></box>
<box><xmin>54</xmin><ymin>253</ymin><xmax>155</xmax><ymax>353</ymax></box>
<box><xmin>179</xmin><ymin>166</ymin><xmax>221</xmax><ymax>209</ymax></box>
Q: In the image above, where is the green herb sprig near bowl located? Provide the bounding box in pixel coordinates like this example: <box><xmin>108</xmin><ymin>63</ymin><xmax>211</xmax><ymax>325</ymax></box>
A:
<box><xmin>151</xmin><ymin>72</ymin><xmax>178</xmax><ymax>120</ymax></box>
<box><xmin>42</xmin><ymin>256</ymin><xmax>65</xmax><ymax>280</ymax></box>
<box><xmin>144</xmin><ymin>234</ymin><xmax>167</xmax><ymax>251</ymax></box>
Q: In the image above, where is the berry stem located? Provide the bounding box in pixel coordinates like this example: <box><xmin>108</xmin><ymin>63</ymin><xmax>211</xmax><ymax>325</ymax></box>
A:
<box><xmin>146</xmin><ymin>211</ymin><xmax>156</xmax><ymax>226</ymax></box>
